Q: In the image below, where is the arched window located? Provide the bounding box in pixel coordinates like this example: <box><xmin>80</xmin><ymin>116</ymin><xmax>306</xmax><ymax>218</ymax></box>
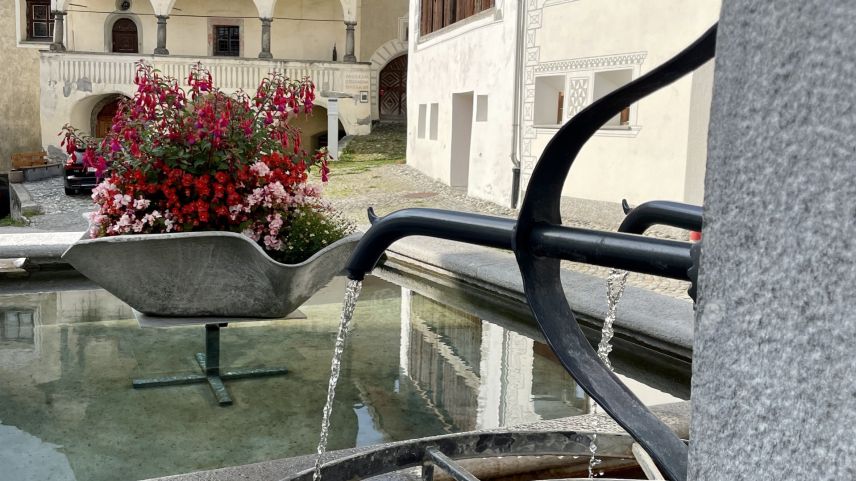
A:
<box><xmin>111</xmin><ymin>18</ymin><xmax>138</xmax><ymax>53</ymax></box>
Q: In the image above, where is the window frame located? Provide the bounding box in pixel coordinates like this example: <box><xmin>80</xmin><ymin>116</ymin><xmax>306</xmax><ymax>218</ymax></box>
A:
<box><xmin>26</xmin><ymin>0</ymin><xmax>54</xmax><ymax>42</ymax></box>
<box><xmin>592</xmin><ymin>68</ymin><xmax>637</xmax><ymax>131</ymax></box>
<box><xmin>212</xmin><ymin>25</ymin><xmax>241</xmax><ymax>57</ymax></box>
<box><xmin>420</xmin><ymin>0</ymin><xmax>495</xmax><ymax>36</ymax></box>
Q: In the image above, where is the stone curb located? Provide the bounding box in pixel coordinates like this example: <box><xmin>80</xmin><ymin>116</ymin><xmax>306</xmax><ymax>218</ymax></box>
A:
<box><xmin>142</xmin><ymin>402</ymin><xmax>689</xmax><ymax>481</ymax></box>
<box><xmin>10</xmin><ymin>182</ymin><xmax>42</xmax><ymax>220</ymax></box>
<box><xmin>382</xmin><ymin>236</ymin><xmax>694</xmax><ymax>358</ymax></box>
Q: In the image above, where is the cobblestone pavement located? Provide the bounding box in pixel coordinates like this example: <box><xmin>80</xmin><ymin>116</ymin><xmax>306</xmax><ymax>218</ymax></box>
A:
<box><xmin>4</xmin><ymin>177</ymin><xmax>93</xmax><ymax>233</ymax></box>
<box><xmin>4</xmin><ymin>165</ymin><xmax>692</xmax><ymax>300</ymax></box>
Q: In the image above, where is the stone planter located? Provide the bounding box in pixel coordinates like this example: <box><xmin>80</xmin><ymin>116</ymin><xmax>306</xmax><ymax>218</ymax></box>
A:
<box><xmin>62</xmin><ymin>231</ymin><xmax>361</xmax><ymax>318</ymax></box>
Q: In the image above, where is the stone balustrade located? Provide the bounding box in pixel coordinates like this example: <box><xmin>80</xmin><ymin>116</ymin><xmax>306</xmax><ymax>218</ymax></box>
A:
<box><xmin>43</xmin><ymin>51</ymin><xmax>371</xmax><ymax>94</ymax></box>
<box><xmin>38</xmin><ymin>51</ymin><xmax>373</xmax><ymax>152</ymax></box>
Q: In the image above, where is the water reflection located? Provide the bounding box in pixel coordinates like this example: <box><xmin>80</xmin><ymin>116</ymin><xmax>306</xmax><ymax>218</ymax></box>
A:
<box><xmin>399</xmin><ymin>289</ymin><xmax>590</xmax><ymax>433</ymax></box>
<box><xmin>0</xmin><ymin>276</ymin><xmax>683</xmax><ymax>481</ymax></box>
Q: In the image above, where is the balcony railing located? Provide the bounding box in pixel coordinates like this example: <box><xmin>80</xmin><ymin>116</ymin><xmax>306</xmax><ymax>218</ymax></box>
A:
<box><xmin>42</xmin><ymin>51</ymin><xmax>371</xmax><ymax>94</ymax></box>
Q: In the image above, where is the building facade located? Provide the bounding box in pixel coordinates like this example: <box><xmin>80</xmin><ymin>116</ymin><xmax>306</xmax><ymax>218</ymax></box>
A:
<box><xmin>406</xmin><ymin>0</ymin><xmax>720</xmax><ymax>209</ymax></box>
<box><xmin>10</xmin><ymin>0</ymin><xmax>407</xmax><ymax>161</ymax></box>
<box><xmin>0</xmin><ymin>1</ymin><xmax>42</xmax><ymax>172</ymax></box>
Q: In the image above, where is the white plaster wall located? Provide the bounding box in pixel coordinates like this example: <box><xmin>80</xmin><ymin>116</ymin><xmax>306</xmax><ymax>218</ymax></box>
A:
<box><xmin>525</xmin><ymin>0</ymin><xmax>721</xmax><ymax>205</ymax></box>
<box><xmin>406</xmin><ymin>4</ymin><xmax>519</xmax><ymax>206</ymax></box>
<box><xmin>406</xmin><ymin>0</ymin><xmax>720</xmax><ymax>207</ymax></box>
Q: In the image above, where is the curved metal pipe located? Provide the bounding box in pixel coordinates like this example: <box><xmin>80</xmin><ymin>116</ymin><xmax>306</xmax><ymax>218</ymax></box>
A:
<box><xmin>619</xmin><ymin>200</ymin><xmax>703</xmax><ymax>235</ymax></box>
<box><xmin>345</xmin><ymin>208</ymin><xmax>514</xmax><ymax>280</ymax></box>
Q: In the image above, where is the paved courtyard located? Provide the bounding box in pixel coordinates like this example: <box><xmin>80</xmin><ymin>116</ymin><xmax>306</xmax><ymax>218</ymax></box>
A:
<box><xmin>2</xmin><ymin>162</ymin><xmax>692</xmax><ymax>300</ymax></box>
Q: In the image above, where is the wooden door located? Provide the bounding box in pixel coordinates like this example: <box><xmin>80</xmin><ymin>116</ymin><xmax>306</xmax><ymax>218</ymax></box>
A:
<box><xmin>379</xmin><ymin>55</ymin><xmax>408</xmax><ymax>120</ymax></box>
<box><xmin>112</xmin><ymin>18</ymin><xmax>138</xmax><ymax>53</ymax></box>
<box><xmin>96</xmin><ymin>99</ymin><xmax>121</xmax><ymax>138</ymax></box>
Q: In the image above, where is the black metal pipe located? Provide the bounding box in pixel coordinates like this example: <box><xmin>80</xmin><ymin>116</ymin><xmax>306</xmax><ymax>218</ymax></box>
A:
<box><xmin>345</xmin><ymin>208</ymin><xmax>514</xmax><ymax>280</ymax></box>
<box><xmin>532</xmin><ymin>224</ymin><xmax>693</xmax><ymax>281</ymax></box>
<box><xmin>618</xmin><ymin>200</ymin><xmax>703</xmax><ymax>235</ymax></box>
<box><xmin>347</xmin><ymin>208</ymin><xmax>693</xmax><ymax>282</ymax></box>
<box><xmin>511</xmin><ymin>166</ymin><xmax>521</xmax><ymax>209</ymax></box>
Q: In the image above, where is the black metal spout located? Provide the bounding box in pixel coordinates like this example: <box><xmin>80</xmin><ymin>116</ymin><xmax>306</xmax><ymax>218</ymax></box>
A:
<box><xmin>345</xmin><ymin>208</ymin><xmax>514</xmax><ymax>280</ymax></box>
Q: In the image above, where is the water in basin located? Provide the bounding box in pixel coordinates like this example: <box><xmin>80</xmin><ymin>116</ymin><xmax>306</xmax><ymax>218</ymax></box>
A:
<box><xmin>0</xmin><ymin>271</ymin><xmax>686</xmax><ymax>481</ymax></box>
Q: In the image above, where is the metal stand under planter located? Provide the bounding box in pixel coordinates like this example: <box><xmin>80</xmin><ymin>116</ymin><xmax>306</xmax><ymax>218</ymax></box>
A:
<box><xmin>132</xmin><ymin>317</ymin><xmax>298</xmax><ymax>406</ymax></box>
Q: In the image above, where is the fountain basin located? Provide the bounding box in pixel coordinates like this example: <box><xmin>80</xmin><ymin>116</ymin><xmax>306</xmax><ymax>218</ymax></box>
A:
<box><xmin>61</xmin><ymin>231</ymin><xmax>362</xmax><ymax>318</ymax></box>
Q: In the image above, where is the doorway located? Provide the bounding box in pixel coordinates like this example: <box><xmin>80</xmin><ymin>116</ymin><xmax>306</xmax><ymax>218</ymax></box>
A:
<box><xmin>111</xmin><ymin>18</ymin><xmax>138</xmax><ymax>53</ymax></box>
<box><xmin>379</xmin><ymin>55</ymin><xmax>407</xmax><ymax>120</ymax></box>
<box><xmin>450</xmin><ymin>92</ymin><xmax>474</xmax><ymax>190</ymax></box>
<box><xmin>95</xmin><ymin>98</ymin><xmax>122</xmax><ymax>138</ymax></box>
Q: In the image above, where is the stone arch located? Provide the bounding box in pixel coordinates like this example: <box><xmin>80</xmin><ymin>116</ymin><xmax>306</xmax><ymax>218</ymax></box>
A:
<box><xmin>311</xmin><ymin>97</ymin><xmax>358</xmax><ymax>137</ymax></box>
<box><xmin>104</xmin><ymin>13</ymin><xmax>143</xmax><ymax>53</ymax></box>
<box><xmin>369</xmin><ymin>39</ymin><xmax>408</xmax><ymax>120</ymax></box>
<box><xmin>88</xmin><ymin>94</ymin><xmax>130</xmax><ymax>138</ymax></box>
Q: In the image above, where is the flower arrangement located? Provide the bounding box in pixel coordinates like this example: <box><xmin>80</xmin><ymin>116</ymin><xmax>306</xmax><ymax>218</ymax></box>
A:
<box><xmin>60</xmin><ymin>62</ymin><xmax>353</xmax><ymax>264</ymax></box>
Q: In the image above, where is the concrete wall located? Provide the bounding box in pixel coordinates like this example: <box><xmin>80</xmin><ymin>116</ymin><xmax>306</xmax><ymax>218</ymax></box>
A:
<box><xmin>406</xmin><ymin>0</ymin><xmax>720</xmax><ymax>207</ymax></box>
<box><xmin>0</xmin><ymin>1</ymin><xmax>43</xmax><ymax>172</ymax></box>
<box><xmin>407</xmin><ymin>4</ymin><xmax>519</xmax><ymax>205</ymax></box>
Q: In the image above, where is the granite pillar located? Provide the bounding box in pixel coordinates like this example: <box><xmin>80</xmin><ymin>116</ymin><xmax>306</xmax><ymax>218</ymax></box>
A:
<box><xmin>50</xmin><ymin>11</ymin><xmax>65</xmax><ymax>52</ymax></box>
<box><xmin>343</xmin><ymin>21</ymin><xmax>356</xmax><ymax>63</ymax></box>
<box><xmin>154</xmin><ymin>15</ymin><xmax>169</xmax><ymax>55</ymax></box>
<box><xmin>259</xmin><ymin>18</ymin><xmax>273</xmax><ymax>59</ymax></box>
<box><xmin>689</xmin><ymin>1</ymin><xmax>856</xmax><ymax>480</ymax></box>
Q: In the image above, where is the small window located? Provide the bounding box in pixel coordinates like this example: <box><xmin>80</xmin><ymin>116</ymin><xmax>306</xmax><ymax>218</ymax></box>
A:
<box><xmin>534</xmin><ymin>76</ymin><xmax>565</xmax><ymax>126</ymax></box>
<box><xmin>593</xmin><ymin>69</ymin><xmax>634</xmax><ymax>128</ymax></box>
<box><xmin>213</xmin><ymin>25</ymin><xmax>240</xmax><ymax>57</ymax></box>
<box><xmin>429</xmin><ymin>103</ymin><xmax>439</xmax><ymax>140</ymax></box>
<box><xmin>421</xmin><ymin>0</ymin><xmax>495</xmax><ymax>36</ymax></box>
<box><xmin>418</xmin><ymin>104</ymin><xmax>427</xmax><ymax>139</ymax></box>
<box><xmin>476</xmin><ymin>95</ymin><xmax>488</xmax><ymax>122</ymax></box>
<box><xmin>26</xmin><ymin>0</ymin><xmax>54</xmax><ymax>41</ymax></box>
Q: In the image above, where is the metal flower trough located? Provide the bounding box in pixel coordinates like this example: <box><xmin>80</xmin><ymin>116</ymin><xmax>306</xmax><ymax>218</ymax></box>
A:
<box><xmin>62</xmin><ymin>231</ymin><xmax>361</xmax><ymax>318</ymax></box>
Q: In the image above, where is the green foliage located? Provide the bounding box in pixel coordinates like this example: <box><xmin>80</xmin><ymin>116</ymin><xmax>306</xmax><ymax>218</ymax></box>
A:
<box><xmin>0</xmin><ymin>216</ymin><xmax>28</xmax><ymax>227</ymax></box>
<box><xmin>272</xmin><ymin>205</ymin><xmax>355</xmax><ymax>264</ymax></box>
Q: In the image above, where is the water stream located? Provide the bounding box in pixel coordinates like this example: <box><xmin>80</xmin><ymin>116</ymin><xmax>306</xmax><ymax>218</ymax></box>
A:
<box><xmin>312</xmin><ymin>279</ymin><xmax>363</xmax><ymax>481</ymax></box>
<box><xmin>588</xmin><ymin>269</ymin><xmax>630</xmax><ymax>479</ymax></box>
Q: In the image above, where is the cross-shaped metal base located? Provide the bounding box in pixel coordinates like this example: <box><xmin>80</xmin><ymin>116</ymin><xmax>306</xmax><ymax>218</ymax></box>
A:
<box><xmin>132</xmin><ymin>323</ymin><xmax>288</xmax><ymax>406</ymax></box>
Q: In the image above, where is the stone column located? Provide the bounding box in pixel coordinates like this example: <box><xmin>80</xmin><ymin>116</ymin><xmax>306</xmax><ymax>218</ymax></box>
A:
<box><xmin>258</xmin><ymin>18</ymin><xmax>273</xmax><ymax>59</ymax></box>
<box><xmin>343</xmin><ymin>21</ymin><xmax>356</xmax><ymax>63</ymax></box>
<box><xmin>688</xmin><ymin>2</ymin><xmax>856</xmax><ymax>480</ymax></box>
<box><xmin>326</xmin><ymin>98</ymin><xmax>339</xmax><ymax>159</ymax></box>
<box><xmin>154</xmin><ymin>15</ymin><xmax>169</xmax><ymax>55</ymax></box>
<box><xmin>50</xmin><ymin>11</ymin><xmax>65</xmax><ymax>52</ymax></box>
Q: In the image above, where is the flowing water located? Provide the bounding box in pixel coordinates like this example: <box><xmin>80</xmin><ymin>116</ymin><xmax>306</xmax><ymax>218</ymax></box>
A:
<box><xmin>588</xmin><ymin>269</ymin><xmax>630</xmax><ymax>479</ymax></box>
<box><xmin>312</xmin><ymin>279</ymin><xmax>363</xmax><ymax>481</ymax></box>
